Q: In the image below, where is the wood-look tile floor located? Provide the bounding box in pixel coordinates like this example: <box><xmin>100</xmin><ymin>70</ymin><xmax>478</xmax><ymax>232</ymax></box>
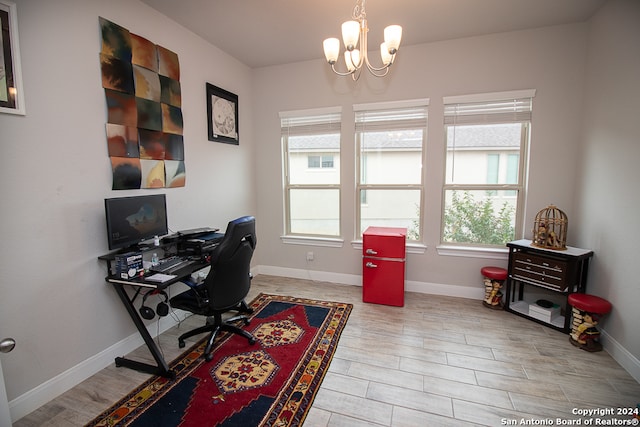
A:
<box><xmin>15</xmin><ymin>275</ymin><xmax>640</xmax><ymax>426</ymax></box>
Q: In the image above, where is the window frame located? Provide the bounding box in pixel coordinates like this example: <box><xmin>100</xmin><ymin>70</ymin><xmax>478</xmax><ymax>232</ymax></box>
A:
<box><xmin>354</xmin><ymin>99</ymin><xmax>429</xmax><ymax>242</ymax></box>
<box><xmin>440</xmin><ymin>90</ymin><xmax>535</xmax><ymax>249</ymax></box>
<box><xmin>280</xmin><ymin>107</ymin><xmax>342</xmax><ymax>239</ymax></box>
<box><xmin>307</xmin><ymin>154</ymin><xmax>335</xmax><ymax>169</ymax></box>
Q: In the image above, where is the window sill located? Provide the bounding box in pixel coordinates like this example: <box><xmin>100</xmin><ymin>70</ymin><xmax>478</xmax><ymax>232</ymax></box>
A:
<box><xmin>436</xmin><ymin>244</ymin><xmax>508</xmax><ymax>260</ymax></box>
<box><xmin>280</xmin><ymin>235</ymin><xmax>344</xmax><ymax>248</ymax></box>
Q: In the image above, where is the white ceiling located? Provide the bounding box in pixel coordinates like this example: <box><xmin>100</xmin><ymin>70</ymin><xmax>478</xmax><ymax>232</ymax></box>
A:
<box><xmin>140</xmin><ymin>0</ymin><xmax>607</xmax><ymax>69</ymax></box>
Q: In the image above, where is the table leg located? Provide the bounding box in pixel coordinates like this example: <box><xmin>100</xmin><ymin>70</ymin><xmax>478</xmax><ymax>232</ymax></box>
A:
<box><xmin>111</xmin><ymin>283</ymin><xmax>175</xmax><ymax>379</ymax></box>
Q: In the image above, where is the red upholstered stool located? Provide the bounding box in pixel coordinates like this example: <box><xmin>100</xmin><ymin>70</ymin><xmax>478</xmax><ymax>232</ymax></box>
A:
<box><xmin>568</xmin><ymin>293</ymin><xmax>612</xmax><ymax>352</ymax></box>
<box><xmin>481</xmin><ymin>266</ymin><xmax>507</xmax><ymax>310</ymax></box>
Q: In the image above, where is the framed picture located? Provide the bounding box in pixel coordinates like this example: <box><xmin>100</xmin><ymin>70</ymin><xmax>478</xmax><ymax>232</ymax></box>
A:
<box><xmin>206</xmin><ymin>83</ymin><xmax>238</xmax><ymax>145</ymax></box>
<box><xmin>0</xmin><ymin>0</ymin><xmax>25</xmax><ymax>115</ymax></box>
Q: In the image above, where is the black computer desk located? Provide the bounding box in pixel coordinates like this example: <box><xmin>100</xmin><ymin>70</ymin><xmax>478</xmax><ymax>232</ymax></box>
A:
<box><xmin>99</xmin><ymin>250</ymin><xmax>211</xmax><ymax>379</ymax></box>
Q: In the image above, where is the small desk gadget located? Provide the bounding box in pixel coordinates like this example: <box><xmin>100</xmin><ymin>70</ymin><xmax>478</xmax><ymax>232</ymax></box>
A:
<box><xmin>98</xmin><ymin>229</ymin><xmax>222</xmax><ymax>379</ymax></box>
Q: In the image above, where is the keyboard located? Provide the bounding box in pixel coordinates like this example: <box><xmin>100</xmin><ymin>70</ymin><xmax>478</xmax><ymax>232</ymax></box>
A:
<box><xmin>151</xmin><ymin>257</ymin><xmax>194</xmax><ymax>273</ymax></box>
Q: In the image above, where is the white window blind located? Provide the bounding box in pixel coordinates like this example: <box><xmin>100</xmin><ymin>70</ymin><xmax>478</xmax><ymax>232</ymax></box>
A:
<box><xmin>444</xmin><ymin>90</ymin><xmax>535</xmax><ymax>125</ymax></box>
<box><xmin>280</xmin><ymin>108</ymin><xmax>341</xmax><ymax>136</ymax></box>
<box><xmin>355</xmin><ymin>100</ymin><xmax>428</xmax><ymax>131</ymax></box>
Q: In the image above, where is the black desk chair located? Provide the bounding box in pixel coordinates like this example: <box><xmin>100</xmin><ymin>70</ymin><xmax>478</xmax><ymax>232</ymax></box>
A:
<box><xmin>170</xmin><ymin>216</ymin><xmax>257</xmax><ymax>361</ymax></box>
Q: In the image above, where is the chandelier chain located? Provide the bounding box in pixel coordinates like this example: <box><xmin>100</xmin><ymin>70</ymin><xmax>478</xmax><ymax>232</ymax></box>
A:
<box><xmin>352</xmin><ymin>0</ymin><xmax>366</xmax><ymax>21</ymax></box>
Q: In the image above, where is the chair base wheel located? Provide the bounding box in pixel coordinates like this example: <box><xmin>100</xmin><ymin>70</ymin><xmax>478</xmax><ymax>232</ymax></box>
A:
<box><xmin>249</xmin><ymin>337</ymin><xmax>256</xmax><ymax>345</ymax></box>
<box><xmin>204</xmin><ymin>353</ymin><xmax>213</xmax><ymax>362</ymax></box>
<box><xmin>178</xmin><ymin>340</ymin><xmax>185</xmax><ymax>348</ymax></box>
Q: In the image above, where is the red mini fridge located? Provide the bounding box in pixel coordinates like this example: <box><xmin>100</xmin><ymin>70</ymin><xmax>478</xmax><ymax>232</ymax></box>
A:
<box><xmin>362</xmin><ymin>226</ymin><xmax>407</xmax><ymax>306</ymax></box>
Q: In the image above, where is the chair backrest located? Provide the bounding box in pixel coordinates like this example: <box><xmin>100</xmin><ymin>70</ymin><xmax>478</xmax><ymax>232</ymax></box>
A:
<box><xmin>204</xmin><ymin>216</ymin><xmax>256</xmax><ymax>310</ymax></box>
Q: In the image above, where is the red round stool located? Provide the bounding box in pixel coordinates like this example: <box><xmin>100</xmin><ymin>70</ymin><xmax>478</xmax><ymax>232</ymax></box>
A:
<box><xmin>568</xmin><ymin>293</ymin><xmax>612</xmax><ymax>352</ymax></box>
<box><xmin>481</xmin><ymin>266</ymin><xmax>507</xmax><ymax>309</ymax></box>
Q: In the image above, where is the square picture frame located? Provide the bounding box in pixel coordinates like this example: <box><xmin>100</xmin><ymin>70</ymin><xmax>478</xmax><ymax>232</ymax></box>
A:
<box><xmin>0</xmin><ymin>0</ymin><xmax>25</xmax><ymax>115</ymax></box>
<box><xmin>206</xmin><ymin>83</ymin><xmax>238</xmax><ymax>145</ymax></box>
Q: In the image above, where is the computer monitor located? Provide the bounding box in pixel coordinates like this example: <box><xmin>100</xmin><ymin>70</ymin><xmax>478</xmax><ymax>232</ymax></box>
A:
<box><xmin>104</xmin><ymin>194</ymin><xmax>168</xmax><ymax>251</ymax></box>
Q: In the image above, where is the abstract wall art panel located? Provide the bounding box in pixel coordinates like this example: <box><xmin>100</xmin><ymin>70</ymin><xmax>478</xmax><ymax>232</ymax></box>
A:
<box><xmin>100</xmin><ymin>53</ymin><xmax>134</xmax><ymax>94</ymax></box>
<box><xmin>157</xmin><ymin>45</ymin><xmax>180</xmax><ymax>80</ymax></box>
<box><xmin>133</xmin><ymin>64</ymin><xmax>161</xmax><ymax>101</ymax></box>
<box><xmin>138</xmin><ymin>129</ymin><xmax>166</xmax><ymax>160</ymax></box>
<box><xmin>105</xmin><ymin>89</ymin><xmax>137</xmax><ymax>127</ymax></box>
<box><xmin>165</xmin><ymin>134</ymin><xmax>184</xmax><ymax>160</ymax></box>
<box><xmin>100</xmin><ymin>17</ymin><xmax>131</xmax><ymax>62</ymax></box>
<box><xmin>165</xmin><ymin>160</ymin><xmax>186</xmax><ymax>188</ymax></box>
<box><xmin>111</xmin><ymin>156</ymin><xmax>141</xmax><ymax>190</ymax></box>
<box><xmin>160</xmin><ymin>75</ymin><xmax>181</xmax><ymax>107</ymax></box>
<box><xmin>141</xmin><ymin>159</ymin><xmax>165</xmax><ymax>188</ymax></box>
<box><xmin>99</xmin><ymin>17</ymin><xmax>185</xmax><ymax>189</ymax></box>
<box><xmin>131</xmin><ymin>33</ymin><xmax>158</xmax><ymax>72</ymax></box>
<box><xmin>106</xmin><ymin>123</ymin><xmax>139</xmax><ymax>158</ymax></box>
<box><xmin>161</xmin><ymin>103</ymin><xmax>183</xmax><ymax>135</ymax></box>
<box><xmin>135</xmin><ymin>97</ymin><xmax>162</xmax><ymax>131</ymax></box>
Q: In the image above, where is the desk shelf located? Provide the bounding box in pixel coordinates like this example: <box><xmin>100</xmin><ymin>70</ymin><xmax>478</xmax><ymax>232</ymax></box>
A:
<box><xmin>505</xmin><ymin>239</ymin><xmax>593</xmax><ymax>333</ymax></box>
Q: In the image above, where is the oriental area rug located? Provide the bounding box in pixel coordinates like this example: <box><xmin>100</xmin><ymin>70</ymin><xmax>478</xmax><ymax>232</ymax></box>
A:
<box><xmin>86</xmin><ymin>293</ymin><xmax>352</xmax><ymax>427</ymax></box>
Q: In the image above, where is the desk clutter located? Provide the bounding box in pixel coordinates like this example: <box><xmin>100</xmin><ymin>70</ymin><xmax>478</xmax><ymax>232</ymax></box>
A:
<box><xmin>101</xmin><ymin>228</ymin><xmax>224</xmax><ymax>284</ymax></box>
<box><xmin>114</xmin><ymin>251</ymin><xmax>144</xmax><ymax>279</ymax></box>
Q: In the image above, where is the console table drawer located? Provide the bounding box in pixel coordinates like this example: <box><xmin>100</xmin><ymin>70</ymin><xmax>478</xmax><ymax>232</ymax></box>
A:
<box><xmin>512</xmin><ymin>252</ymin><xmax>567</xmax><ymax>290</ymax></box>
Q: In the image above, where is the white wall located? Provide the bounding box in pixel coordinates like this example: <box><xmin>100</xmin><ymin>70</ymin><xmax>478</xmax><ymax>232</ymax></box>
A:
<box><xmin>253</xmin><ymin>23</ymin><xmax>589</xmax><ymax>291</ymax></box>
<box><xmin>574</xmin><ymin>0</ymin><xmax>640</xmax><ymax>379</ymax></box>
<box><xmin>0</xmin><ymin>0</ymin><xmax>255</xmax><ymax>412</ymax></box>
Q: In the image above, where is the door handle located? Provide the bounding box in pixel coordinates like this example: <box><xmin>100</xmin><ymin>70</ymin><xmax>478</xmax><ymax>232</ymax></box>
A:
<box><xmin>0</xmin><ymin>338</ymin><xmax>15</xmax><ymax>354</ymax></box>
<box><xmin>365</xmin><ymin>249</ymin><xmax>378</xmax><ymax>255</ymax></box>
<box><xmin>365</xmin><ymin>261</ymin><xmax>377</xmax><ymax>268</ymax></box>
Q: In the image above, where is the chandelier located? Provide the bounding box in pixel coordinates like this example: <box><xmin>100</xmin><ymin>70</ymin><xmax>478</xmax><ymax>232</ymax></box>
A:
<box><xmin>322</xmin><ymin>0</ymin><xmax>402</xmax><ymax>81</ymax></box>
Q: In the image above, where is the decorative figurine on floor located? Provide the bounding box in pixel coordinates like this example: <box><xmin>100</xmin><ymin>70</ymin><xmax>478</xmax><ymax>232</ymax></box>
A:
<box><xmin>480</xmin><ymin>266</ymin><xmax>507</xmax><ymax>310</ymax></box>
<box><xmin>568</xmin><ymin>293</ymin><xmax>612</xmax><ymax>353</ymax></box>
<box><xmin>483</xmin><ymin>277</ymin><xmax>503</xmax><ymax>309</ymax></box>
<box><xmin>570</xmin><ymin>310</ymin><xmax>602</xmax><ymax>352</ymax></box>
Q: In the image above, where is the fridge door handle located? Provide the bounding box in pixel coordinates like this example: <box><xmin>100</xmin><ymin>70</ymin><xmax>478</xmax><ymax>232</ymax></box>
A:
<box><xmin>365</xmin><ymin>249</ymin><xmax>378</xmax><ymax>255</ymax></box>
<box><xmin>365</xmin><ymin>261</ymin><xmax>378</xmax><ymax>268</ymax></box>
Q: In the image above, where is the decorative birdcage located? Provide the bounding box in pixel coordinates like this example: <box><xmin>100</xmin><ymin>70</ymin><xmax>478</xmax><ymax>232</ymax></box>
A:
<box><xmin>532</xmin><ymin>205</ymin><xmax>567</xmax><ymax>250</ymax></box>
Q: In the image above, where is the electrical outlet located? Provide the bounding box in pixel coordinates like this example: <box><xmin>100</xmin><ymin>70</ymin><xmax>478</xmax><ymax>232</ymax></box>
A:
<box><xmin>306</xmin><ymin>251</ymin><xmax>314</xmax><ymax>261</ymax></box>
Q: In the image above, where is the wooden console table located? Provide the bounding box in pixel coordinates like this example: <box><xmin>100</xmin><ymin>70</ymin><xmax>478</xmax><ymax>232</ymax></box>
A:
<box><xmin>505</xmin><ymin>239</ymin><xmax>593</xmax><ymax>333</ymax></box>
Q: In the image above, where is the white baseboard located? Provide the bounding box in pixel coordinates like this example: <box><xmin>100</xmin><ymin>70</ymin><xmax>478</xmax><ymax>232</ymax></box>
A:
<box><xmin>255</xmin><ymin>265</ymin><xmax>485</xmax><ymax>300</ymax></box>
<box><xmin>9</xmin><ymin>311</ymin><xmax>189</xmax><ymax>422</ymax></box>
<box><xmin>600</xmin><ymin>329</ymin><xmax>640</xmax><ymax>383</ymax></box>
<box><xmin>10</xmin><ymin>267</ymin><xmax>639</xmax><ymax>421</ymax></box>
<box><xmin>255</xmin><ymin>265</ymin><xmax>362</xmax><ymax>287</ymax></box>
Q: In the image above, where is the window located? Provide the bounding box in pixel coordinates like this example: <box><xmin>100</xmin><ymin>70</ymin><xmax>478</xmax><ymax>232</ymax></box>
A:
<box><xmin>442</xmin><ymin>90</ymin><xmax>535</xmax><ymax>247</ymax></box>
<box><xmin>355</xmin><ymin>100</ymin><xmax>428</xmax><ymax>241</ymax></box>
<box><xmin>281</xmin><ymin>107</ymin><xmax>341</xmax><ymax>237</ymax></box>
<box><xmin>308</xmin><ymin>155</ymin><xmax>334</xmax><ymax>169</ymax></box>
